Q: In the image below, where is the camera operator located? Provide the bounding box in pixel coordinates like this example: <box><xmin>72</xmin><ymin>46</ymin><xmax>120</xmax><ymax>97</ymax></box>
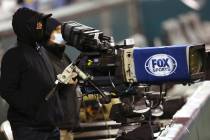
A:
<box><xmin>42</xmin><ymin>17</ymin><xmax>81</xmax><ymax>140</ymax></box>
<box><xmin>0</xmin><ymin>7</ymin><xmax>77</xmax><ymax>140</ymax></box>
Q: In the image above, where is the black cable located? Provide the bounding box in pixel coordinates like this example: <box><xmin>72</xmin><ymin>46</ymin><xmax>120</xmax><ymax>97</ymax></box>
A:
<box><xmin>108</xmin><ymin>71</ymin><xmax>134</xmax><ymax>96</ymax></box>
<box><xmin>87</xmin><ymin>80</ymin><xmax>111</xmax><ymax>104</ymax></box>
<box><xmin>108</xmin><ymin>71</ymin><xmax>121</xmax><ymax>95</ymax></box>
<box><xmin>150</xmin><ymin>85</ymin><xmax>163</xmax><ymax>109</ymax></box>
<box><xmin>148</xmin><ymin>105</ymin><xmax>154</xmax><ymax>139</ymax></box>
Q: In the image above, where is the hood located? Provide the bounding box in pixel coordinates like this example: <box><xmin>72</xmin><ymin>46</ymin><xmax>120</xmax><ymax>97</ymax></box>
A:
<box><xmin>44</xmin><ymin>17</ymin><xmax>61</xmax><ymax>40</ymax></box>
<box><xmin>12</xmin><ymin>7</ymin><xmax>52</xmax><ymax>45</ymax></box>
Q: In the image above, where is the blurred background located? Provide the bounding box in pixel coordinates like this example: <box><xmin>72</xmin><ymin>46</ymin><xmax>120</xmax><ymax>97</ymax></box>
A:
<box><xmin>1</xmin><ymin>0</ymin><xmax>210</xmax><ymax>139</ymax></box>
<box><xmin>1</xmin><ymin>0</ymin><xmax>210</xmax><ymax>59</ymax></box>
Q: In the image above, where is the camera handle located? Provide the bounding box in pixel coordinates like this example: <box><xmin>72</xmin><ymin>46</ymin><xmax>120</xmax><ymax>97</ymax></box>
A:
<box><xmin>45</xmin><ymin>63</ymin><xmax>111</xmax><ymax>104</ymax></box>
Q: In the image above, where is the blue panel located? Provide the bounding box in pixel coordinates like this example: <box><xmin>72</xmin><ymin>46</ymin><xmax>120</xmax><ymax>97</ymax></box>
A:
<box><xmin>133</xmin><ymin>45</ymin><xmax>190</xmax><ymax>84</ymax></box>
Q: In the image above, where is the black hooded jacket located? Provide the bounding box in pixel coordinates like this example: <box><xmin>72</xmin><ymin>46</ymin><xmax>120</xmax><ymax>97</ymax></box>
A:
<box><xmin>43</xmin><ymin>17</ymin><xmax>81</xmax><ymax>130</ymax></box>
<box><xmin>44</xmin><ymin>45</ymin><xmax>81</xmax><ymax>130</ymax></box>
<box><xmin>0</xmin><ymin>8</ymin><xmax>63</xmax><ymax>129</ymax></box>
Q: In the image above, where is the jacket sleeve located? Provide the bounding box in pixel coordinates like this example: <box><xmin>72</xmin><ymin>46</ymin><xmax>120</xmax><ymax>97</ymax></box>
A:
<box><xmin>0</xmin><ymin>48</ymin><xmax>25</xmax><ymax>110</ymax></box>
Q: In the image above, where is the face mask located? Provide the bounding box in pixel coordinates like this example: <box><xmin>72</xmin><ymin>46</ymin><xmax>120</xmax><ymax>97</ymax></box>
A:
<box><xmin>50</xmin><ymin>33</ymin><xmax>65</xmax><ymax>45</ymax></box>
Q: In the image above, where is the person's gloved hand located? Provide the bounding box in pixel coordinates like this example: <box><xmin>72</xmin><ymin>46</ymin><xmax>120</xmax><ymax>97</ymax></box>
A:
<box><xmin>68</xmin><ymin>72</ymin><xmax>78</xmax><ymax>85</ymax></box>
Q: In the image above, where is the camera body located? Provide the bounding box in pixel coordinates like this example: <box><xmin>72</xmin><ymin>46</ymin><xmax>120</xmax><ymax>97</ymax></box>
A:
<box><xmin>61</xmin><ymin>21</ymin><xmax>206</xmax><ymax>87</ymax></box>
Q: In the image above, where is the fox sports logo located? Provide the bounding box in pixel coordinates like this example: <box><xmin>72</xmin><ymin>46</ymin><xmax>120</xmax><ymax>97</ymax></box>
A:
<box><xmin>145</xmin><ymin>54</ymin><xmax>177</xmax><ymax>76</ymax></box>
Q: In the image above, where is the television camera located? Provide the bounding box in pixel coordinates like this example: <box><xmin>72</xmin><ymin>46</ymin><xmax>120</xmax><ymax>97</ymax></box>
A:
<box><xmin>46</xmin><ymin>21</ymin><xmax>206</xmax><ymax>139</ymax></box>
<box><xmin>58</xmin><ymin>21</ymin><xmax>206</xmax><ymax>94</ymax></box>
